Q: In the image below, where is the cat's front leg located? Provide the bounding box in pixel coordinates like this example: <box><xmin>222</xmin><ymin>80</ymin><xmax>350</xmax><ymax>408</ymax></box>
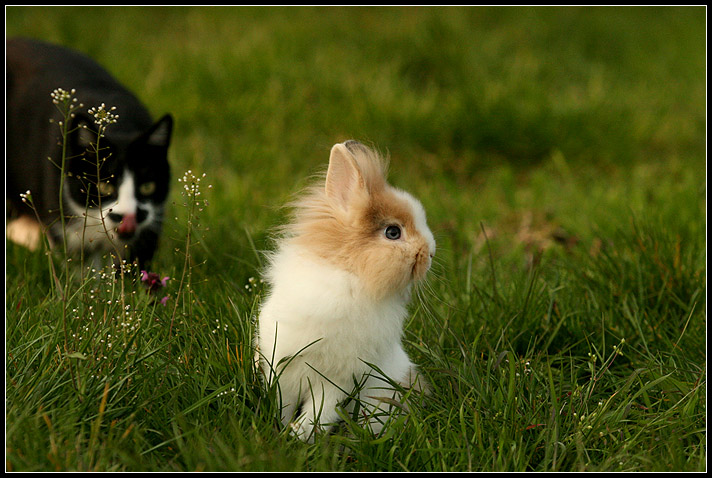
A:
<box><xmin>6</xmin><ymin>215</ymin><xmax>42</xmax><ymax>251</ymax></box>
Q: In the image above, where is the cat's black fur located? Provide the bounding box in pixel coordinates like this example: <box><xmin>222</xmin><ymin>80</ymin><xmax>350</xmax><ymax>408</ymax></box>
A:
<box><xmin>6</xmin><ymin>37</ymin><xmax>173</xmax><ymax>269</ymax></box>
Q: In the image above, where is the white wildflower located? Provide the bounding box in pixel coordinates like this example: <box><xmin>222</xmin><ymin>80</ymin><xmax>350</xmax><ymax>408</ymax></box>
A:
<box><xmin>87</xmin><ymin>103</ymin><xmax>119</xmax><ymax>128</ymax></box>
<box><xmin>50</xmin><ymin>88</ymin><xmax>76</xmax><ymax>104</ymax></box>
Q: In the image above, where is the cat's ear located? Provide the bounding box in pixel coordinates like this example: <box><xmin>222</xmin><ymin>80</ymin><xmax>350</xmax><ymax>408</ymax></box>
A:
<box><xmin>144</xmin><ymin>114</ymin><xmax>173</xmax><ymax>148</ymax></box>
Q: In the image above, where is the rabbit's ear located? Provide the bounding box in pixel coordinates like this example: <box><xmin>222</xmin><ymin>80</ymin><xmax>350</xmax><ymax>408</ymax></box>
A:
<box><xmin>325</xmin><ymin>143</ymin><xmax>366</xmax><ymax>210</ymax></box>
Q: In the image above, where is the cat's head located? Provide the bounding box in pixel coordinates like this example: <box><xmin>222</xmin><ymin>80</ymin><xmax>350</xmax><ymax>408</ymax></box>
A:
<box><xmin>62</xmin><ymin>113</ymin><xmax>173</xmax><ymax>254</ymax></box>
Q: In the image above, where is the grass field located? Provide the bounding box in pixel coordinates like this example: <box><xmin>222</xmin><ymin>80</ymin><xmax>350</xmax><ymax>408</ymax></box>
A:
<box><xmin>5</xmin><ymin>6</ymin><xmax>706</xmax><ymax>472</ymax></box>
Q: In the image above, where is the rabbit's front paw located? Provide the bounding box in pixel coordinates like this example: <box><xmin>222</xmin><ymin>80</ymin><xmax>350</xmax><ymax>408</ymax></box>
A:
<box><xmin>289</xmin><ymin>419</ymin><xmax>316</xmax><ymax>443</ymax></box>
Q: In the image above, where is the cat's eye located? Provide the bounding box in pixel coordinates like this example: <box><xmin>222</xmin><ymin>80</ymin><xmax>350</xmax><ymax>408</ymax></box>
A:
<box><xmin>97</xmin><ymin>181</ymin><xmax>115</xmax><ymax>197</ymax></box>
<box><xmin>139</xmin><ymin>181</ymin><xmax>156</xmax><ymax>196</ymax></box>
<box><xmin>384</xmin><ymin>225</ymin><xmax>401</xmax><ymax>240</ymax></box>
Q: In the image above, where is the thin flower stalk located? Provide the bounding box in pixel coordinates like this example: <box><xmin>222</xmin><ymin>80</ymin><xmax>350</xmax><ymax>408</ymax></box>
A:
<box><xmin>169</xmin><ymin>170</ymin><xmax>212</xmax><ymax>336</ymax></box>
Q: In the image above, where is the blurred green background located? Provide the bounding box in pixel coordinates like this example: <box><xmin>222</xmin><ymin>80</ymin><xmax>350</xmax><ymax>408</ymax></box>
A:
<box><xmin>7</xmin><ymin>7</ymin><xmax>705</xmax><ymax>265</ymax></box>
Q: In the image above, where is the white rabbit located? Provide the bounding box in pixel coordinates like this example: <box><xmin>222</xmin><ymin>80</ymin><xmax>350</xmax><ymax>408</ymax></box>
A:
<box><xmin>256</xmin><ymin>141</ymin><xmax>435</xmax><ymax>442</ymax></box>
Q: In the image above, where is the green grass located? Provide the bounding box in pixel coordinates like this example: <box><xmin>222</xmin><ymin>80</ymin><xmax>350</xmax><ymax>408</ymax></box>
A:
<box><xmin>5</xmin><ymin>6</ymin><xmax>706</xmax><ymax>472</ymax></box>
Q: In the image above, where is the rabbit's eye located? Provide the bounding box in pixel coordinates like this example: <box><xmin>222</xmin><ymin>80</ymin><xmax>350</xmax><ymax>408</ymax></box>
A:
<box><xmin>384</xmin><ymin>225</ymin><xmax>401</xmax><ymax>240</ymax></box>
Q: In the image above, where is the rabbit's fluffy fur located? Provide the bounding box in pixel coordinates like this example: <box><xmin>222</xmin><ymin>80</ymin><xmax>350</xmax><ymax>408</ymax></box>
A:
<box><xmin>257</xmin><ymin>141</ymin><xmax>435</xmax><ymax>441</ymax></box>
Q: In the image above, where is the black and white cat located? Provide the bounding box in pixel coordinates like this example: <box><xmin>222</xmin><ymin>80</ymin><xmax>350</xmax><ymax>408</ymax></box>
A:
<box><xmin>6</xmin><ymin>38</ymin><xmax>173</xmax><ymax>270</ymax></box>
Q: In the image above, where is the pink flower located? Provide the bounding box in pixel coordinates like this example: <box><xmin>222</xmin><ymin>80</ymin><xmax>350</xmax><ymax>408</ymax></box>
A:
<box><xmin>141</xmin><ymin>270</ymin><xmax>169</xmax><ymax>293</ymax></box>
<box><xmin>141</xmin><ymin>271</ymin><xmax>170</xmax><ymax>305</ymax></box>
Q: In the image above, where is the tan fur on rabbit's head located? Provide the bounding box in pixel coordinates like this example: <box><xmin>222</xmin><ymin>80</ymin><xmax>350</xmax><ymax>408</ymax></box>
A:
<box><xmin>287</xmin><ymin>141</ymin><xmax>436</xmax><ymax>300</ymax></box>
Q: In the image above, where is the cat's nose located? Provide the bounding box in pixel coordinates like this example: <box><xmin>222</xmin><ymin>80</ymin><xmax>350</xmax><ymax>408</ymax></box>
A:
<box><xmin>109</xmin><ymin>212</ymin><xmax>137</xmax><ymax>238</ymax></box>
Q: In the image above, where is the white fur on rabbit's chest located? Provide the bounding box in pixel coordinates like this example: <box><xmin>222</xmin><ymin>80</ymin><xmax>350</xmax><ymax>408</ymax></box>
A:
<box><xmin>258</xmin><ymin>245</ymin><xmax>409</xmax><ymax>375</ymax></box>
